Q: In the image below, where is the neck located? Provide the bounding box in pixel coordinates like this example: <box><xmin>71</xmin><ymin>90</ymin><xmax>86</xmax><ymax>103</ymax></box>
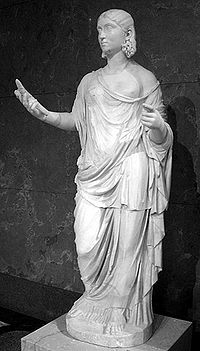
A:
<box><xmin>105</xmin><ymin>51</ymin><xmax>129</xmax><ymax>73</ymax></box>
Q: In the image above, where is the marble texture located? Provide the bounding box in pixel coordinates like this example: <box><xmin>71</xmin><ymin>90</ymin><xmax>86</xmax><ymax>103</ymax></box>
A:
<box><xmin>66</xmin><ymin>316</ymin><xmax>152</xmax><ymax>348</ymax></box>
<box><xmin>21</xmin><ymin>314</ymin><xmax>192</xmax><ymax>351</ymax></box>
<box><xmin>0</xmin><ymin>0</ymin><xmax>200</xmax><ymax>327</ymax></box>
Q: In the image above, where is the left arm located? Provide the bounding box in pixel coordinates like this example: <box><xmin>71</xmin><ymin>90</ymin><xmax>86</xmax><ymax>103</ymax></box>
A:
<box><xmin>141</xmin><ymin>103</ymin><xmax>167</xmax><ymax>144</ymax></box>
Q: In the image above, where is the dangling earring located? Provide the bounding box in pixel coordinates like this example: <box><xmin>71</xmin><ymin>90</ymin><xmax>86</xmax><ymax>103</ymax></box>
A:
<box><xmin>121</xmin><ymin>37</ymin><xmax>136</xmax><ymax>58</ymax></box>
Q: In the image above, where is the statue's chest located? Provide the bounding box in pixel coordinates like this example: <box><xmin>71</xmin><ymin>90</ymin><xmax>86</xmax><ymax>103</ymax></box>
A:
<box><xmin>102</xmin><ymin>71</ymin><xmax>141</xmax><ymax>99</ymax></box>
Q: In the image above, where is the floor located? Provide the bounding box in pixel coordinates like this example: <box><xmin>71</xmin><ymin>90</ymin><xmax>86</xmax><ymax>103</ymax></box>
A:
<box><xmin>0</xmin><ymin>307</ymin><xmax>45</xmax><ymax>351</ymax></box>
<box><xmin>0</xmin><ymin>306</ymin><xmax>199</xmax><ymax>350</ymax></box>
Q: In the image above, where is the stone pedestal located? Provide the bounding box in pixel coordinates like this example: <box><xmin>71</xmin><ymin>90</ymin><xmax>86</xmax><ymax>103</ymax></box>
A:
<box><xmin>21</xmin><ymin>314</ymin><xmax>192</xmax><ymax>351</ymax></box>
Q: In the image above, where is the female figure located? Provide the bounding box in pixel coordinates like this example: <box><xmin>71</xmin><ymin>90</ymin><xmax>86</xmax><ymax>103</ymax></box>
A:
<box><xmin>14</xmin><ymin>9</ymin><xmax>173</xmax><ymax>347</ymax></box>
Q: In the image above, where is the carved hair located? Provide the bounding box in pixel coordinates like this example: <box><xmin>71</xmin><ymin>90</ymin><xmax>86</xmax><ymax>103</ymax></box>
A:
<box><xmin>98</xmin><ymin>9</ymin><xmax>136</xmax><ymax>58</ymax></box>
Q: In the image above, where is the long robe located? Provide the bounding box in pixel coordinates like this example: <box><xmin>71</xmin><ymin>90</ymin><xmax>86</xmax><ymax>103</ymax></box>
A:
<box><xmin>68</xmin><ymin>68</ymin><xmax>173</xmax><ymax>328</ymax></box>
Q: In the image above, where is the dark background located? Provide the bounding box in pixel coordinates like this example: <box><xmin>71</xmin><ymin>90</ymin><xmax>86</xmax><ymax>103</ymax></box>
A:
<box><xmin>0</xmin><ymin>0</ymin><xmax>200</xmax><ymax>333</ymax></box>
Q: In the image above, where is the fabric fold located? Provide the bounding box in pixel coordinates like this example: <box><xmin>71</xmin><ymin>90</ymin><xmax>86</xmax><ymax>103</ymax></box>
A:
<box><xmin>69</xmin><ymin>68</ymin><xmax>173</xmax><ymax>328</ymax></box>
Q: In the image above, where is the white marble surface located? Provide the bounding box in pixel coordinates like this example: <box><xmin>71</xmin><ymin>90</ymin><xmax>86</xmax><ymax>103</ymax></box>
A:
<box><xmin>21</xmin><ymin>314</ymin><xmax>192</xmax><ymax>351</ymax></box>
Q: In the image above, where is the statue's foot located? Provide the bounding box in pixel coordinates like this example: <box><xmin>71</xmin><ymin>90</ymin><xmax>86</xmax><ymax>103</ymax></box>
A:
<box><xmin>104</xmin><ymin>309</ymin><xmax>126</xmax><ymax>335</ymax></box>
<box><xmin>66</xmin><ymin>308</ymin><xmax>152</xmax><ymax>347</ymax></box>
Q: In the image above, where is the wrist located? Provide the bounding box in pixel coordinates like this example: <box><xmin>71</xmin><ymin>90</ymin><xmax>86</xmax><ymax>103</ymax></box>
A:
<box><xmin>150</xmin><ymin>121</ymin><xmax>167</xmax><ymax>144</ymax></box>
<box><xmin>42</xmin><ymin>112</ymin><xmax>61</xmax><ymax>127</ymax></box>
<box><xmin>159</xmin><ymin>119</ymin><xmax>167</xmax><ymax>137</ymax></box>
<box><xmin>154</xmin><ymin>116</ymin><xmax>166</xmax><ymax>134</ymax></box>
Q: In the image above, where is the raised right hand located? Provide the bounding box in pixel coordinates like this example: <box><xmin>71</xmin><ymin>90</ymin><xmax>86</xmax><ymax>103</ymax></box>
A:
<box><xmin>14</xmin><ymin>79</ymin><xmax>49</xmax><ymax>120</ymax></box>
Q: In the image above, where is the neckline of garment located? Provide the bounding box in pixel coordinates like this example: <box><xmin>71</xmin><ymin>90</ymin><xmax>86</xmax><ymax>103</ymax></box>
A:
<box><xmin>97</xmin><ymin>70</ymin><xmax>160</xmax><ymax>103</ymax></box>
<box><xmin>101</xmin><ymin>61</ymin><xmax>130</xmax><ymax>76</ymax></box>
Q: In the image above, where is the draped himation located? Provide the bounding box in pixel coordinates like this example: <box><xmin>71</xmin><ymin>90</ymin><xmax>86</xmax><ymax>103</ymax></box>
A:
<box><xmin>69</xmin><ymin>68</ymin><xmax>173</xmax><ymax>328</ymax></box>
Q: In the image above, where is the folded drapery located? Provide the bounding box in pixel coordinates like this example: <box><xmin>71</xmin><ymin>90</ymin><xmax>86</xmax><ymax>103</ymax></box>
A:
<box><xmin>68</xmin><ymin>68</ymin><xmax>173</xmax><ymax>330</ymax></box>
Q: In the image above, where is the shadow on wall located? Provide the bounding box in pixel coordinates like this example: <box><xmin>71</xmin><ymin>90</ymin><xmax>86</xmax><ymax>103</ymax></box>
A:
<box><xmin>153</xmin><ymin>97</ymin><xmax>200</xmax><ymax>322</ymax></box>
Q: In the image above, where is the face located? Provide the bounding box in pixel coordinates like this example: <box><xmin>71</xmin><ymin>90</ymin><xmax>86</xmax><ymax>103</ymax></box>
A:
<box><xmin>97</xmin><ymin>16</ymin><xmax>126</xmax><ymax>57</ymax></box>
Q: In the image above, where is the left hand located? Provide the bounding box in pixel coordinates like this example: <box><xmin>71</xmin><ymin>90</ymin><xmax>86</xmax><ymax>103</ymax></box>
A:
<box><xmin>141</xmin><ymin>103</ymin><xmax>165</xmax><ymax>131</ymax></box>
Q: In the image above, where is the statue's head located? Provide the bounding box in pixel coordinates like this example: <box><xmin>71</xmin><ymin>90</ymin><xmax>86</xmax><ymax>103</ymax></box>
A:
<box><xmin>97</xmin><ymin>9</ymin><xmax>136</xmax><ymax>59</ymax></box>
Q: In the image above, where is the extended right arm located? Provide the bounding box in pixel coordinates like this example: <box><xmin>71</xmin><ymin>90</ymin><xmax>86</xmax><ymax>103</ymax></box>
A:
<box><xmin>14</xmin><ymin>79</ymin><xmax>75</xmax><ymax>131</ymax></box>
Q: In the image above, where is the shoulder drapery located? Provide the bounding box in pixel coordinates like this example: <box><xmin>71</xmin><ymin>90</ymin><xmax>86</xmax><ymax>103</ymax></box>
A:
<box><xmin>72</xmin><ymin>69</ymin><xmax>173</xmax><ymax>213</ymax></box>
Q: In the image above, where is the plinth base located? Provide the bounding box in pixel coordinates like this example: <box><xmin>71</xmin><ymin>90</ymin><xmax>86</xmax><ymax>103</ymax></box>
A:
<box><xmin>21</xmin><ymin>314</ymin><xmax>192</xmax><ymax>351</ymax></box>
<box><xmin>66</xmin><ymin>314</ymin><xmax>152</xmax><ymax>347</ymax></box>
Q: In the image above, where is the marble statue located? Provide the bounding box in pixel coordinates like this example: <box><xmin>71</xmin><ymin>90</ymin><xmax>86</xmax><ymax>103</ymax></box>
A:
<box><xmin>14</xmin><ymin>9</ymin><xmax>173</xmax><ymax>348</ymax></box>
